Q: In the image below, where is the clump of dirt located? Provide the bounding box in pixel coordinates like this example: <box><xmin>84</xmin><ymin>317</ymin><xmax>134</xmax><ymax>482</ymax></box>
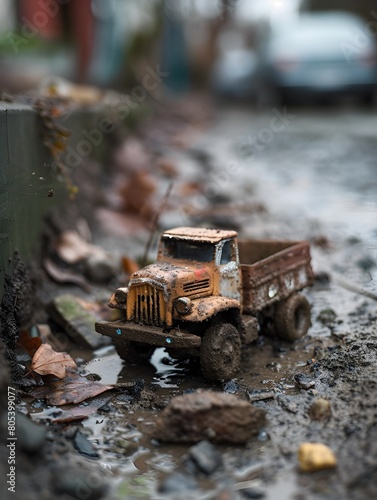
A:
<box><xmin>155</xmin><ymin>390</ymin><xmax>266</xmax><ymax>444</ymax></box>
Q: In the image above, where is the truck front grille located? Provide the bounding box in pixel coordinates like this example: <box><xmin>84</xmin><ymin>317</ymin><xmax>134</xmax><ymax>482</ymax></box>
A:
<box><xmin>131</xmin><ymin>284</ymin><xmax>165</xmax><ymax>326</ymax></box>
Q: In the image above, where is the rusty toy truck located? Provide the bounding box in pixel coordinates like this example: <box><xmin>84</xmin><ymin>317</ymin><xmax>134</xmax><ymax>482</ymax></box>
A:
<box><xmin>96</xmin><ymin>227</ymin><xmax>314</xmax><ymax>380</ymax></box>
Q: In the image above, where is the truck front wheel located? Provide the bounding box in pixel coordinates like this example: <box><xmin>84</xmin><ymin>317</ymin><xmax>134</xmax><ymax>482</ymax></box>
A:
<box><xmin>114</xmin><ymin>339</ymin><xmax>154</xmax><ymax>364</ymax></box>
<box><xmin>274</xmin><ymin>294</ymin><xmax>311</xmax><ymax>341</ymax></box>
<box><xmin>200</xmin><ymin>323</ymin><xmax>241</xmax><ymax>381</ymax></box>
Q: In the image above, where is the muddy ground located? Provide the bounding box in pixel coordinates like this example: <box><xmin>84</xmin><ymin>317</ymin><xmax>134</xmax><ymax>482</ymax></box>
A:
<box><xmin>2</xmin><ymin>101</ymin><xmax>377</xmax><ymax>499</ymax></box>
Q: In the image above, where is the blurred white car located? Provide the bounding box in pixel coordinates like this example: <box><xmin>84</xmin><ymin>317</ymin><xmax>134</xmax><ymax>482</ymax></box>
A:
<box><xmin>257</xmin><ymin>12</ymin><xmax>377</xmax><ymax>104</ymax></box>
<box><xmin>211</xmin><ymin>49</ymin><xmax>258</xmax><ymax>99</ymax></box>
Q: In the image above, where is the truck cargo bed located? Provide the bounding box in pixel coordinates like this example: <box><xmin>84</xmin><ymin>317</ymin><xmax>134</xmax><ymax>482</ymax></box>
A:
<box><xmin>238</xmin><ymin>239</ymin><xmax>314</xmax><ymax>314</ymax></box>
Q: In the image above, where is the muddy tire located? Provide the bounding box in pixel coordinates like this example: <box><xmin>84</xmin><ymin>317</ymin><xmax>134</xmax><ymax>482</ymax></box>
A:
<box><xmin>200</xmin><ymin>323</ymin><xmax>241</xmax><ymax>381</ymax></box>
<box><xmin>114</xmin><ymin>339</ymin><xmax>154</xmax><ymax>364</ymax></box>
<box><xmin>274</xmin><ymin>294</ymin><xmax>311</xmax><ymax>341</ymax></box>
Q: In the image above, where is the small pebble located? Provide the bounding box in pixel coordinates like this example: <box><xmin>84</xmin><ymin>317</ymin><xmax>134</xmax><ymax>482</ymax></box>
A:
<box><xmin>16</xmin><ymin>413</ymin><xmax>47</xmax><ymax>455</ymax></box>
<box><xmin>277</xmin><ymin>395</ymin><xmax>298</xmax><ymax>414</ymax></box>
<box><xmin>241</xmin><ymin>486</ymin><xmax>266</xmax><ymax>499</ymax></box>
<box><xmin>317</xmin><ymin>308</ymin><xmax>337</xmax><ymax>325</ymax></box>
<box><xmin>247</xmin><ymin>389</ymin><xmax>275</xmax><ymax>403</ymax></box>
<box><xmin>73</xmin><ymin>429</ymin><xmax>99</xmax><ymax>459</ymax></box>
<box><xmin>187</xmin><ymin>440</ymin><xmax>222</xmax><ymax>475</ymax></box>
<box><xmin>115</xmin><ymin>438</ymin><xmax>138</xmax><ymax>455</ymax></box>
<box><xmin>53</xmin><ymin>467</ymin><xmax>108</xmax><ymax>499</ymax></box>
<box><xmin>158</xmin><ymin>472</ymin><xmax>197</xmax><ymax>494</ymax></box>
<box><xmin>223</xmin><ymin>379</ymin><xmax>239</xmax><ymax>394</ymax></box>
<box><xmin>295</xmin><ymin>374</ymin><xmax>316</xmax><ymax>390</ymax></box>
<box><xmin>298</xmin><ymin>442</ymin><xmax>337</xmax><ymax>472</ymax></box>
<box><xmin>309</xmin><ymin>398</ymin><xmax>332</xmax><ymax>420</ymax></box>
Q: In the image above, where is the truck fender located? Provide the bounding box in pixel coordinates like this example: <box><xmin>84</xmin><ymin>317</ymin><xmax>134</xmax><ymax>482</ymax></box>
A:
<box><xmin>174</xmin><ymin>296</ymin><xmax>241</xmax><ymax>323</ymax></box>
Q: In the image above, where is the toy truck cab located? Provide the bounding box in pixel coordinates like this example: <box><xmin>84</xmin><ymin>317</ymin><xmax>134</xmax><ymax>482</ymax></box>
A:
<box><xmin>157</xmin><ymin>226</ymin><xmax>242</xmax><ymax>311</ymax></box>
<box><xmin>96</xmin><ymin>227</ymin><xmax>314</xmax><ymax>381</ymax></box>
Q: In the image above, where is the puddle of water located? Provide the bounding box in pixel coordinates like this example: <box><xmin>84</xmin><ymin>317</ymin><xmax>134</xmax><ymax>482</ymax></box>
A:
<box><xmin>84</xmin><ymin>354</ymin><xmax>123</xmax><ymax>385</ymax></box>
<box><xmin>150</xmin><ymin>348</ymin><xmax>188</xmax><ymax>388</ymax></box>
<box><xmin>84</xmin><ymin>347</ymin><xmax>192</xmax><ymax>390</ymax></box>
<box><xmin>265</xmin><ymin>472</ymin><xmax>300</xmax><ymax>500</ymax></box>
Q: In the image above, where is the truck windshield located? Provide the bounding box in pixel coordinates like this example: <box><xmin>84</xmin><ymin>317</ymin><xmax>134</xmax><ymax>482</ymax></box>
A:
<box><xmin>162</xmin><ymin>238</ymin><xmax>214</xmax><ymax>263</ymax></box>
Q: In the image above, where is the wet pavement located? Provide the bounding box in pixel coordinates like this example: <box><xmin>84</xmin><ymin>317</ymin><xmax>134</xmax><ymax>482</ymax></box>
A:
<box><xmin>28</xmin><ymin>103</ymin><xmax>377</xmax><ymax>499</ymax></box>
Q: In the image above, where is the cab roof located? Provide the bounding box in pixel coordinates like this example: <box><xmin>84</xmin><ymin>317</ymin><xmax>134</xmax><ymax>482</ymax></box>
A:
<box><xmin>162</xmin><ymin>227</ymin><xmax>238</xmax><ymax>244</ymax></box>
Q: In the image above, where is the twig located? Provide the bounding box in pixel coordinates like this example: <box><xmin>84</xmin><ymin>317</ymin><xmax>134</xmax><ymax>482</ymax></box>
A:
<box><xmin>331</xmin><ymin>273</ymin><xmax>377</xmax><ymax>301</ymax></box>
<box><xmin>142</xmin><ymin>182</ymin><xmax>173</xmax><ymax>267</ymax></box>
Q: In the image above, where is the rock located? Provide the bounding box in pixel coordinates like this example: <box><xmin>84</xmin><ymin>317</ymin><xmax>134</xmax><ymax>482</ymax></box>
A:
<box><xmin>158</xmin><ymin>472</ymin><xmax>198</xmax><ymax>494</ymax></box>
<box><xmin>84</xmin><ymin>253</ymin><xmax>117</xmax><ymax>283</ymax></box>
<box><xmin>309</xmin><ymin>398</ymin><xmax>332</xmax><ymax>420</ymax></box>
<box><xmin>247</xmin><ymin>389</ymin><xmax>275</xmax><ymax>403</ymax></box>
<box><xmin>344</xmin><ymin>422</ymin><xmax>360</xmax><ymax>436</ymax></box>
<box><xmin>356</xmin><ymin>256</ymin><xmax>375</xmax><ymax>271</ymax></box>
<box><xmin>295</xmin><ymin>374</ymin><xmax>316</xmax><ymax>390</ymax></box>
<box><xmin>53</xmin><ymin>467</ymin><xmax>108</xmax><ymax>499</ymax></box>
<box><xmin>277</xmin><ymin>395</ymin><xmax>298</xmax><ymax>414</ymax></box>
<box><xmin>241</xmin><ymin>486</ymin><xmax>266</xmax><ymax>498</ymax></box>
<box><xmin>73</xmin><ymin>429</ymin><xmax>99</xmax><ymax>459</ymax></box>
<box><xmin>298</xmin><ymin>443</ymin><xmax>337</xmax><ymax>472</ymax></box>
<box><xmin>16</xmin><ymin>413</ymin><xmax>47</xmax><ymax>454</ymax></box>
<box><xmin>187</xmin><ymin>440</ymin><xmax>222</xmax><ymax>475</ymax></box>
<box><xmin>317</xmin><ymin>308</ymin><xmax>337</xmax><ymax>325</ymax></box>
<box><xmin>47</xmin><ymin>294</ymin><xmax>105</xmax><ymax>349</ymax></box>
<box><xmin>223</xmin><ymin>379</ymin><xmax>239</xmax><ymax>394</ymax></box>
<box><xmin>154</xmin><ymin>390</ymin><xmax>266</xmax><ymax>444</ymax></box>
<box><xmin>115</xmin><ymin>438</ymin><xmax>139</xmax><ymax>455</ymax></box>
<box><xmin>266</xmin><ymin>361</ymin><xmax>281</xmax><ymax>372</ymax></box>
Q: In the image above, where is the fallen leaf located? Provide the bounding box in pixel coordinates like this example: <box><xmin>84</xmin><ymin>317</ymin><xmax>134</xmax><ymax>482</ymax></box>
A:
<box><xmin>55</xmin><ymin>230</ymin><xmax>93</xmax><ymax>264</ymax></box>
<box><xmin>155</xmin><ymin>157</ymin><xmax>178</xmax><ymax>178</ymax></box>
<box><xmin>179</xmin><ymin>181</ymin><xmax>201</xmax><ymax>197</ymax></box>
<box><xmin>17</xmin><ymin>330</ymin><xmax>42</xmax><ymax>357</ymax></box>
<box><xmin>43</xmin><ymin>257</ymin><xmax>92</xmax><ymax>292</ymax></box>
<box><xmin>31</xmin><ymin>344</ymin><xmax>77</xmax><ymax>379</ymax></box>
<box><xmin>114</xmin><ymin>137</ymin><xmax>150</xmax><ymax>173</ymax></box>
<box><xmin>28</xmin><ymin>370</ymin><xmax>134</xmax><ymax>405</ymax></box>
<box><xmin>47</xmin><ymin>382</ymin><xmax>114</xmax><ymax>405</ymax></box>
<box><xmin>119</xmin><ymin>170</ymin><xmax>156</xmax><ymax>219</ymax></box>
<box><xmin>121</xmin><ymin>255</ymin><xmax>139</xmax><ymax>275</ymax></box>
<box><xmin>51</xmin><ymin>396</ymin><xmax>112</xmax><ymax>423</ymax></box>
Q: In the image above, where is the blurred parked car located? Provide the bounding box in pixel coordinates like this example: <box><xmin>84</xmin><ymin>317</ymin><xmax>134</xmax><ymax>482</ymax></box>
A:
<box><xmin>211</xmin><ymin>49</ymin><xmax>258</xmax><ymax>99</ymax></box>
<box><xmin>257</xmin><ymin>12</ymin><xmax>377</xmax><ymax>104</ymax></box>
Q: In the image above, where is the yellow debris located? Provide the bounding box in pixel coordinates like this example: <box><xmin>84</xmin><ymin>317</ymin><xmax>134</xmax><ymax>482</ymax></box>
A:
<box><xmin>298</xmin><ymin>443</ymin><xmax>337</xmax><ymax>472</ymax></box>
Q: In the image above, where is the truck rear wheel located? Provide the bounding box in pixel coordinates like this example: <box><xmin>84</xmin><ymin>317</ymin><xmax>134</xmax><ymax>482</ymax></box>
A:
<box><xmin>274</xmin><ymin>294</ymin><xmax>311</xmax><ymax>341</ymax></box>
<box><xmin>200</xmin><ymin>323</ymin><xmax>241</xmax><ymax>381</ymax></box>
<box><xmin>114</xmin><ymin>339</ymin><xmax>154</xmax><ymax>364</ymax></box>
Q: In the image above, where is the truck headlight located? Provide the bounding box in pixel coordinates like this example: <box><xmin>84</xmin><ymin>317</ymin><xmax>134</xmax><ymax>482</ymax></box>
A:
<box><xmin>115</xmin><ymin>287</ymin><xmax>129</xmax><ymax>304</ymax></box>
<box><xmin>108</xmin><ymin>287</ymin><xmax>128</xmax><ymax>309</ymax></box>
<box><xmin>175</xmin><ymin>297</ymin><xmax>192</xmax><ymax>315</ymax></box>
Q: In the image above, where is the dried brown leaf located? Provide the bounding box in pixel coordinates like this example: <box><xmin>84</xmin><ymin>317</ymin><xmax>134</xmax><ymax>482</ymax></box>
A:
<box><xmin>17</xmin><ymin>330</ymin><xmax>42</xmax><ymax>357</ymax></box>
<box><xmin>55</xmin><ymin>230</ymin><xmax>93</xmax><ymax>264</ymax></box>
<box><xmin>28</xmin><ymin>370</ymin><xmax>134</xmax><ymax>405</ymax></box>
<box><xmin>120</xmin><ymin>170</ymin><xmax>156</xmax><ymax>218</ymax></box>
<box><xmin>51</xmin><ymin>396</ymin><xmax>112</xmax><ymax>423</ymax></box>
<box><xmin>31</xmin><ymin>344</ymin><xmax>77</xmax><ymax>379</ymax></box>
<box><xmin>46</xmin><ymin>381</ymin><xmax>115</xmax><ymax>405</ymax></box>
<box><xmin>121</xmin><ymin>255</ymin><xmax>139</xmax><ymax>275</ymax></box>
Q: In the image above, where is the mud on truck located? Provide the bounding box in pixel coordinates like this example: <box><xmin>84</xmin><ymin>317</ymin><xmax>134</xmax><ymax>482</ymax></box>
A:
<box><xmin>96</xmin><ymin>227</ymin><xmax>314</xmax><ymax>381</ymax></box>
